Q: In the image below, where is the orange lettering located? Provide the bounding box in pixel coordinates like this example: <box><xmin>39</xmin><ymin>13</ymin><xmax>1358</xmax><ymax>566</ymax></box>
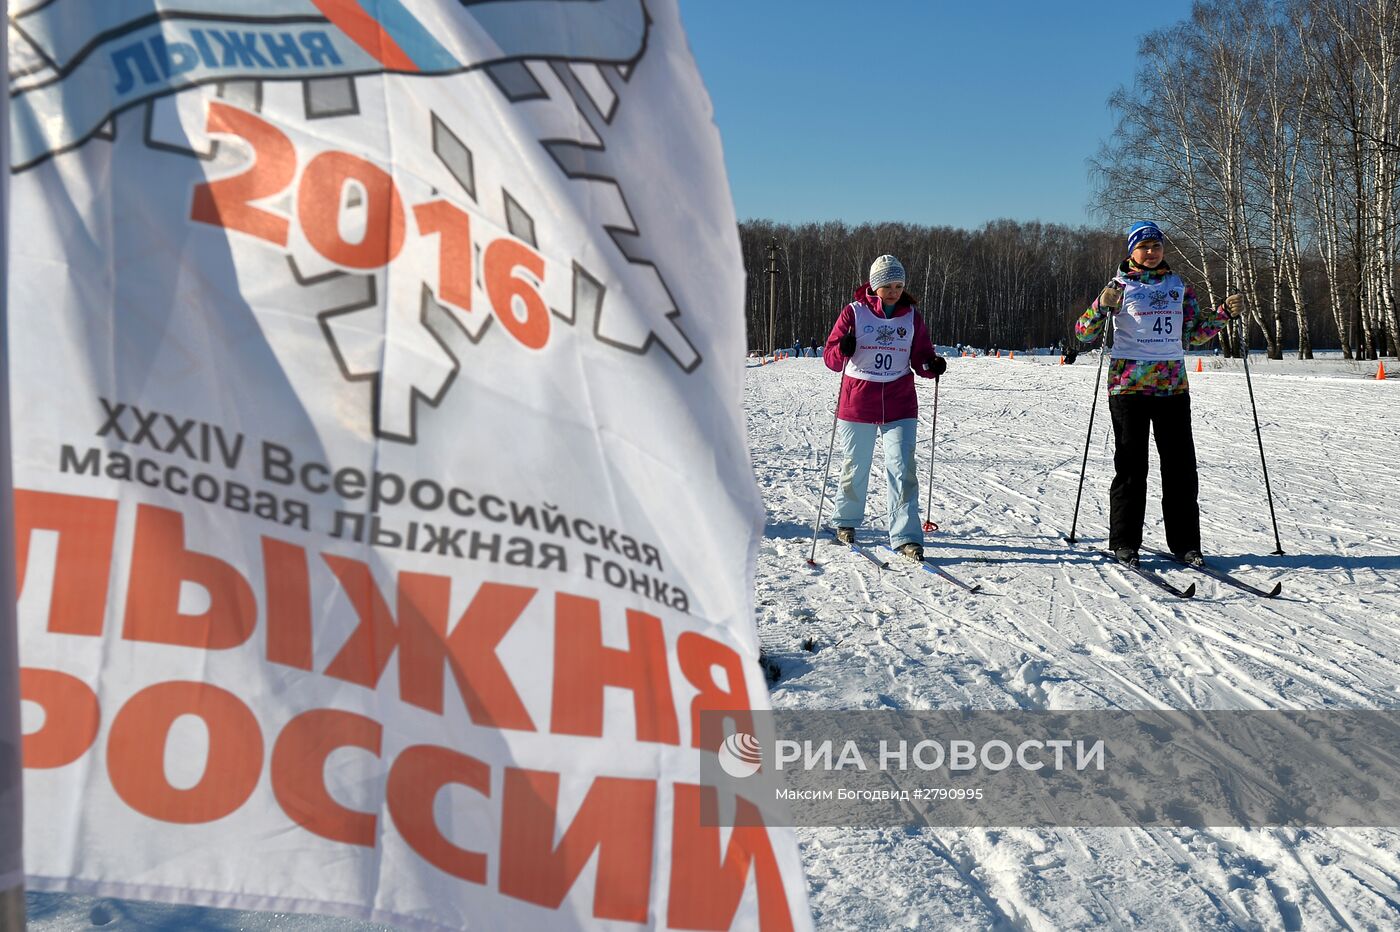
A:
<box><xmin>123</xmin><ymin>505</ymin><xmax>257</xmax><ymax>649</ymax></box>
<box><xmin>323</xmin><ymin>558</ymin><xmax>536</xmax><ymax>730</ymax></box>
<box><xmin>263</xmin><ymin>537</ymin><xmax>313</xmax><ymax>670</ymax></box>
<box><xmin>386</xmin><ymin>745</ymin><xmax>489</xmax><ymax>884</ymax></box>
<box><xmin>499</xmin><ymin>767</ymin><xmax>655</xmax><ymax>921</ymax></box>
<box><xmin>668</xmin><ymin>784</ymin><xmax>793</xmax><ymax>931</ymax></box>
<box><xmin>272</xmin><ymin>708</ymin><xmax>381</xmax><ymax>846</ymax></box>
<box><xmin>552</xmin><ymin>594</ymin><xmax>678</xmax><ymax>744</ymax></box>
<box><xmin>677</xmin><ymin>632</ymin><xmax>753</xmax><ymax>749</ymax></box>
<box><xmin>484</xmin><ymin>238</ymin><xmax>548</xmax><ymax>349</ymax></box>
<box><xmin>298</xmin><ymin>151</ymin><xmax>406</xmax><ymax>269</ymax></box>
<box><xmin>107</xmin><ymin>681</ymin><xmax>263</xmax><ymax>823</ymax></box>
<box><xmin>14</xmin><ymin>490</ymin><xmax>118</xmax><ymax>637</ymax></box>
<box><xmin>20</xmin><ymin>667</ymin><xmax>100</xmax><ymax>768</ymax></box>
<box><xmin>414</xmin><ymin>200</ymin><xmax>473</xmax><ymax>310</ymax></box>
<box><xmin>192</xmin><ymin>101</ymin><xmax>295</xmax><ymax>246</ymax></box>
<box><xmin>439</xmin><ymin>582</ymin><xmax>536</xmax><ymax>729</ymax></box>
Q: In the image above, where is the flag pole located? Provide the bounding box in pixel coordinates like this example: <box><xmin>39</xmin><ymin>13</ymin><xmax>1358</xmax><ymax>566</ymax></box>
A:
<box><xmin>0</xmin><ymin>19</ymin><xmax>29</xmax><ymax>929</ymax></box>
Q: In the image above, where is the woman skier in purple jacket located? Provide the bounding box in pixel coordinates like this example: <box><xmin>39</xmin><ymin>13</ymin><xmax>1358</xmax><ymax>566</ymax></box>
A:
<box><xmin>823</xmin><ymin>255</ymin><xmax>945</xmax><ymax>560</ymax></box>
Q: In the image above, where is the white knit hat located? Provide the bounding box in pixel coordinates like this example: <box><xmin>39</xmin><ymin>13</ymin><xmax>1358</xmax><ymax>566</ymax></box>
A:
<box><xmin>869</xmin><ymin>254</ymin><xmax>906</xmax><ymax>290</ymax></box>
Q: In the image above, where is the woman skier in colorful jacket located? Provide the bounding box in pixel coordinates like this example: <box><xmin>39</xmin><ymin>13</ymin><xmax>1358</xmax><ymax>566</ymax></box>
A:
<box><xmin>824</xmin><ymin>255</ymin><xmax>945</xmax><ymax>560</ymax></box>
<box><xmin>1072</xmin><ymin>221</ymin><xmax>1244</xmax><ymax>567</ymax></box>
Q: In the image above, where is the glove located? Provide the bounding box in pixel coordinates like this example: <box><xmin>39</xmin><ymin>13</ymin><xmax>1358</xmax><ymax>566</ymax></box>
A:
<box><xmin>921</xmin><ymin>355</ymin><xmax>947</xmax><ymax>378</ymax></box>
<box><xmin>1098</xmin><ymin>282</ymin><xmax>1124</xmax><ymax>309</ymax></box>
<box><xmin>1224</xmin><ymin>294</ymin><xmax>1246</xmax><ymax>318</ymax></box>
<box><xmin>1064</xmin><ymin>348</ymin><xmax>1078</xmax><ymax>365</ymax></box>
<box><xmin>838</xmin><ymin>331</ymin><xmax>856</xmax><ymax>356</ymax></box>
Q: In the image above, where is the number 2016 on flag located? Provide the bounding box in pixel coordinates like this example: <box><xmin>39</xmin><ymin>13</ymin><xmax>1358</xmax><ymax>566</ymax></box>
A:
<box><xmin>189</xmin><ymin>100</ymin><xmax>550</xmax><ymax>351</ymax></box>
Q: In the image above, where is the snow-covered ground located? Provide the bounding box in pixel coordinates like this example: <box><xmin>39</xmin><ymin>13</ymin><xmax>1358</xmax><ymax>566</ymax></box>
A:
<box><xmin>25</xmin><ymin>349</ymin><xmax>1400</xmax><ymax>929</ymax></box>
<box><xmin>751</xmin><ymin>350</ymin><xmax>1400</xmax><ymax>930</ymax></box>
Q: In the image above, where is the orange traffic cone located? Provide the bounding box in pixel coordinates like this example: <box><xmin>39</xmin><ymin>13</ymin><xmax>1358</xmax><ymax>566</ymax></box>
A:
<box><xmin>1196</xmin><ymin>358</ymin><xmax>1203</xmax><ymax>373</ymax></box>
<box><xmin>1379</xmin><ymin>360</ymin><xmax>1388</xmax><ymax>380</ymax></box>
<box><xmin>1010</xmin><ymin>350</ymin><xmax>1015</xmax><ymax>359</ymax></box>
<box><xmin>996</xmin><ymin>350</ymin><xmax>1001</xmax><ymax>358</ymax></box>
<box><xmin>1059</xmin><ymin>356</ymin><xmax>1065</xmax><ymax>365</ymax></box>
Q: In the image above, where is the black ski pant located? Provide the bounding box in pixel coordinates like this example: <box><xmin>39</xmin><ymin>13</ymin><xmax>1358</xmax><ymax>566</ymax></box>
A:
<box><xmin>1107</xmin><ymin>391</ymin><xmax>1201</xmax><ymax>555</ymax></box>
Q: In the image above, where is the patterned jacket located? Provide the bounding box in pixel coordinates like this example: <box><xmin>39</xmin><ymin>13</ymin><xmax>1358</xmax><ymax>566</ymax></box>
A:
<box><xmin>1075</xmin><ymin>261</ymin><xmax>1231</xmax><ymax>395</ymax></box>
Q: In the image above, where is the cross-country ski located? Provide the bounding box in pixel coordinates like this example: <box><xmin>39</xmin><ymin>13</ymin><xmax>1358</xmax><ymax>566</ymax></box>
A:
<box><xmin>1146</xmin><ymin>548</ymin><xmax>1284</xmax><ymax>598</ymax></box>
<box><xmin>816</xmin><ymin>528</ymin><xmax>889</xmax><ymax>570</ymax></box>
<box><xmin>1094</xmin><ymin>548</ymin><xmax>1196</xmax><ymax>599</ymax></box>
<box><xmin>879</xmin><ymin>545</ymin><xmax>985</xmax><ymax>593</ymax></box>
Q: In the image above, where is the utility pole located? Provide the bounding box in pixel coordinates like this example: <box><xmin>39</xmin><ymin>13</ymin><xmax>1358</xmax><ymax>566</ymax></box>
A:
<box><xmin>765</xmin><ymin>241</ymin><xmax>780</xmax><ymax>355</ymax></box>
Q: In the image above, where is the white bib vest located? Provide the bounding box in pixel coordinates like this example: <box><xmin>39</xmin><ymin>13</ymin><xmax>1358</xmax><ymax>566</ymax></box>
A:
<box><xmin>843</xmin><ymin>302</ymin><xmax>915</xmax><ymax>382</ymax></box>
<box><xmin>1111</xmin><ymin>274</ymin><xmax>1186</xmax><ymax>362</ymax></box>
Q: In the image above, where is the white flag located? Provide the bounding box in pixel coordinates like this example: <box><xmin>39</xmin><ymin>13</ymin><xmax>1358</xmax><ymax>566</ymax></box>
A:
<box><xmin>7</xmin><ymin>0</ymin><xmax>811</xmax><ymax>928</ymax></box>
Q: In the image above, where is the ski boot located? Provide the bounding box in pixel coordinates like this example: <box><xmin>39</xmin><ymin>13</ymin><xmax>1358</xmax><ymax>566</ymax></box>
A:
<box><xmin>897</xmin><ymin>543</ymin><xmax>924</xmax><ymax>561</ymax></box>
<box><xmin>1112</xmin><ymin>547</ymin><xmax>1140</xmax><ymax>567</ymax></box>
<box><xmin>834</xmin><ymin>527</ymin><xmax>856</xmax><ymax>545</ymax></box>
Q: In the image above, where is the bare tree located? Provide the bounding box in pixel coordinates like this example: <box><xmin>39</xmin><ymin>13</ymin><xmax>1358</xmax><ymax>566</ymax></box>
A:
<box><xmin>1093</xmin><ymin>0</ymin><xmax>1399</xmax><ymax>361</ymax></box>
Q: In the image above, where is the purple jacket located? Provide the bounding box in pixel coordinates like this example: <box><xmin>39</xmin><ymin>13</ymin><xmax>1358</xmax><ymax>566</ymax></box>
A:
<box><xmin>824</xmin><ymin>284</ymin><xmax>940</xmax><ymax>423</ymax></box>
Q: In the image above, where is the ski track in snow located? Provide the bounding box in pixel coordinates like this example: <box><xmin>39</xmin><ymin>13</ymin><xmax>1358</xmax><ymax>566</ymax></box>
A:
<box><xmin>752</xmin><ymin>352</ymin><xmax>1400</xmax><ymax>931</ymax></box>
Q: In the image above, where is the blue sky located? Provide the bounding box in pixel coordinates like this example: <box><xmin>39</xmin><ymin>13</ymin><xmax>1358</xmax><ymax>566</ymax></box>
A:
<box><xmin>678</xmin><ymin>0</ymin><xmax>1197</xmax><ymax>229</ymax></box>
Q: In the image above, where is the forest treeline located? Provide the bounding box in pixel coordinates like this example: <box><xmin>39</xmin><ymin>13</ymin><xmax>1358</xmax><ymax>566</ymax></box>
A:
<box><xmin>742</xmin><ymin>0</ymin><xmax>1400</xmax><ymax>361</ymax></box>
<box><xmin>740</xmin><ymin>220</ymin><xmax>1121</xmax><ymax>354</ymax></box>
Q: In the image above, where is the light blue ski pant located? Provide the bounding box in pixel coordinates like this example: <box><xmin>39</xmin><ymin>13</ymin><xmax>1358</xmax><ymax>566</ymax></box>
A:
<box><xmin>830</xmin><ymin>418</ymin><xmax>923</xmax><ymax>548</ymax></box>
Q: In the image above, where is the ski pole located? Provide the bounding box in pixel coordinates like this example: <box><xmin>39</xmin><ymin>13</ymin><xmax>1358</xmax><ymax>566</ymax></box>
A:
<box><xmin>922</xmin><ymin>376</ymin><xmax>940</xmax><ymax>533</ymax></box>
<box><xmin>1236</xmin><ymin>316</ymin><xmax>1285</xmax><ymax>554</ymax></box>
<box><xmin>1067</xmin><ymin>310</ymin><xmax>1113</xmax><ymax>544</ymax></box>
<box><xmin>807</xmin><ymin>374</ymin><xmax>844</xmax><ymax>565</ymax></box>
